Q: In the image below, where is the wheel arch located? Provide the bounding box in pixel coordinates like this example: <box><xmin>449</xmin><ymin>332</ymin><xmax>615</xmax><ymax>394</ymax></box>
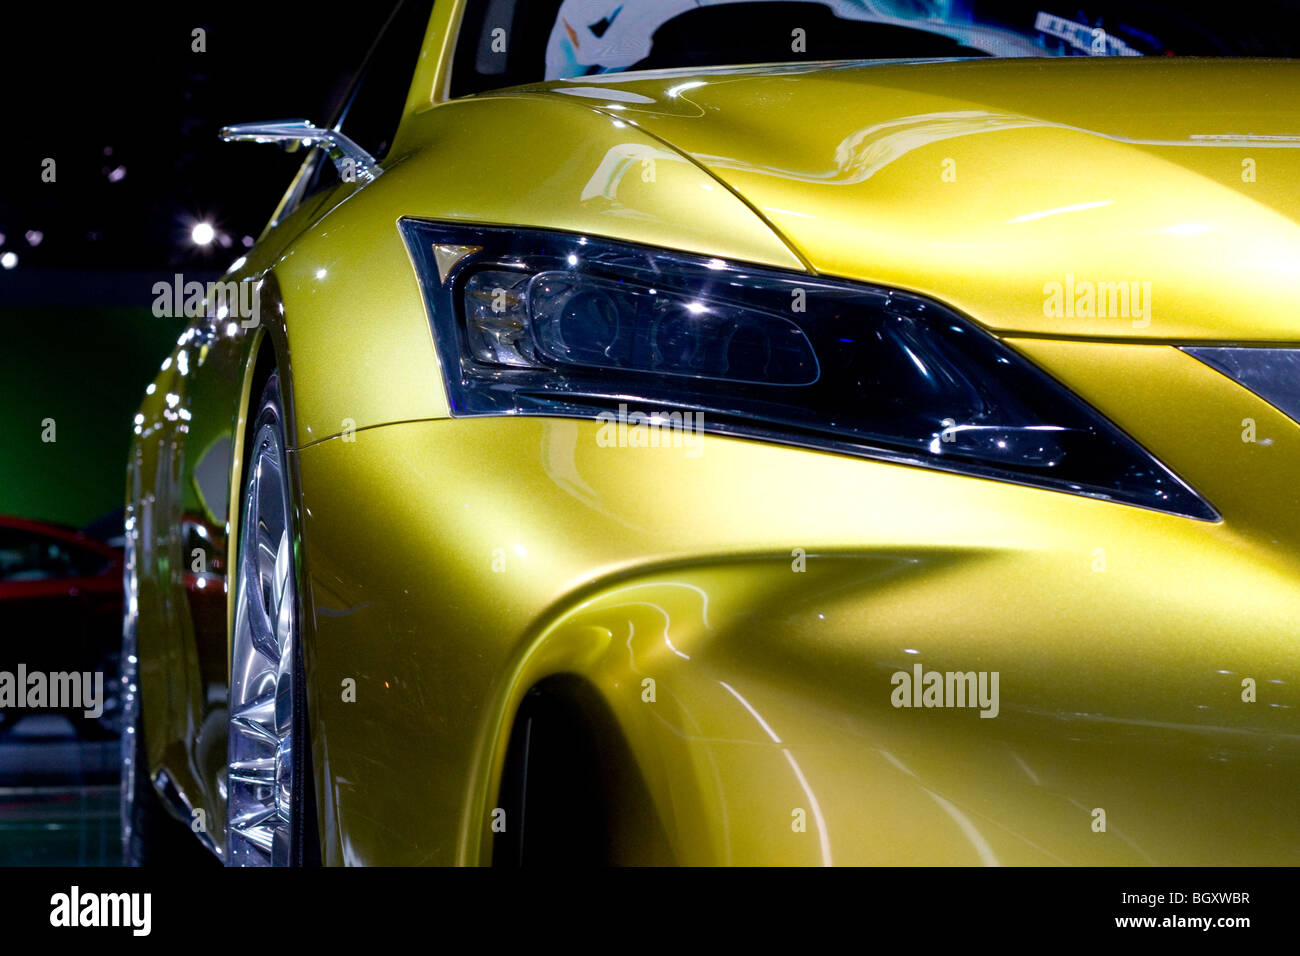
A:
<box><xmin>468</xmin><ymin>565</ymin><xmax>772</xmax><ymax>867</ymax></box>
<box><xmin>223</xmin><ymin>280</ymin><xmax>328</xmax><ymax>863</ymax></box>
<box><xmin>488</xmin><ymin>672</ymin><xmax>676</xmax><ymax>866</ymax></box>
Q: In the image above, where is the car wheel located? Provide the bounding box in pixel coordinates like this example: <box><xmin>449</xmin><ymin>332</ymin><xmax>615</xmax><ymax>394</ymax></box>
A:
<box><xmin>226</xmin><ymin>373</ymin><xmax>318</xmax><ymax>866</ymax></box>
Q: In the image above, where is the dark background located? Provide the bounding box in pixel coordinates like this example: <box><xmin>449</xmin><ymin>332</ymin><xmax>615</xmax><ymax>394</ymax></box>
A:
<box><xmin>0</xmin><ymin>4</ymin><xmax>395</xmax><ymax>527</ymax></box>
<box><xmin>0</xmin><ymin>3</ymin><xmax>396</xmax><ymax>272</ymax></box>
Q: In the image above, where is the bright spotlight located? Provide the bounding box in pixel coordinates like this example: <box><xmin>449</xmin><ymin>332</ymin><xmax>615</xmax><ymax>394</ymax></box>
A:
<box><xmin>191</xmin><ymin>222</ymin><xmax>216</xmax><ymax>246</ymax></box>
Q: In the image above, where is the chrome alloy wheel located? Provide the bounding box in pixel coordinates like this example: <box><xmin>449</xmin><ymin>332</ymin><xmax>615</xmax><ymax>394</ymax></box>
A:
<box><xmin>227</xmin><ymin>392</ymin><xmax>298</xmax><ymax>866</ymax></box>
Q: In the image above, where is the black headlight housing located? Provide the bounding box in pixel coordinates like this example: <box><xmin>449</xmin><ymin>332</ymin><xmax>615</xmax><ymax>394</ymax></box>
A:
<box><xmin>400</xmin><ymin>219</ymin><xmax>1215</xmax><ymax>521</ymax></box>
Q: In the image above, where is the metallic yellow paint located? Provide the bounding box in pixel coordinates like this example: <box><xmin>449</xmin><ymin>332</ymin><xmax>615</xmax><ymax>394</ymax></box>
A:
<box><xmin>400</xmin><ymin>0</ymin><xmax>465</xmax><ymax>116</ymax></box>
<box><xmin>296</xmin><ymin>412</ymin><xmax>1298</xmax><ymax>865</ymax></box>
<box><xmin>269</xmin><ymin>93</ymin><xmax>807</xmax><ymax>445</ymax></box>
<box><xmin>126</xmin><ymin>0</ymin><xmax>1300</xmax><ymax>865</ymax></box>
<box><xmin>506</xmin><ymin>58</ymin><xmax>1300</xmax><ymax>341</ymax></box>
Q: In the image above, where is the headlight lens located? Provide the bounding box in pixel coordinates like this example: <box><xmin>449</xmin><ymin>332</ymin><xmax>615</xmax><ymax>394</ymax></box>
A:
<box><xmin>1184</xmin><ymin>347</ymin><xmax>1300</xmax><ymax>426</ymax></box>
<box><xmin>400</xmin><ymin>219</ymin><xmax>1215</xmax><ymax>520</ymax></box>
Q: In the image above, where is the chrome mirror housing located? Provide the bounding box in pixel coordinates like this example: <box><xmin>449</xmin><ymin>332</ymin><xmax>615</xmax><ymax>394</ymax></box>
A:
<box><xmin>219</xmin><ymin>119</ymin><xmax>380</xmax><ymax>184</ymax></box>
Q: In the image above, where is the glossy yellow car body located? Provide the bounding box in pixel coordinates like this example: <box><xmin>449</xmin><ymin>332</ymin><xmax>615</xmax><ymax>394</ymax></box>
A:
<box><xmin>126</xmin><ymin>0</ymin><xmax>1300</xmax><ymax>865</ymax></box>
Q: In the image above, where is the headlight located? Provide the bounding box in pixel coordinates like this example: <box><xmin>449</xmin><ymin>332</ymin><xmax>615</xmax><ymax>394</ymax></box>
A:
<box><xmin>400</xmin><ymin>219</ymin><xmax>1215</xmax><ymax>520</ymax></box>
<box><xmin>1184</xmin><ymin>347</ymin><xmax>1300</xmax><ymax>426</ymax></box>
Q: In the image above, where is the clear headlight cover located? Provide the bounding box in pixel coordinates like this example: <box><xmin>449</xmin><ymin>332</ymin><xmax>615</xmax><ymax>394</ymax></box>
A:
<box><xmin>1184</xmin><ymin>347</ymin><xmax>1300</xmax><ymax>426</ymax></box>
<box><xmin>400</xmin><ymin>219</ymin><xmax>1215</xmax><ymax>520</ymax></box>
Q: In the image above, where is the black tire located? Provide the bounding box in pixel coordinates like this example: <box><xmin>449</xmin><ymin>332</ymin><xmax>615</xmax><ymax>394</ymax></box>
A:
<box><xmin>290</xmin><ymin>605</ymin><xmax>320</xmax><ymax>867</ymax></box>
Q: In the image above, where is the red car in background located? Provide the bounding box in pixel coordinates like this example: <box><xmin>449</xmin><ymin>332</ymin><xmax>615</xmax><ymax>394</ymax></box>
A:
<box><xmin>0</xmin><ymin>516</ymin><xmax>124</xmax><ymax>740</ymax></box>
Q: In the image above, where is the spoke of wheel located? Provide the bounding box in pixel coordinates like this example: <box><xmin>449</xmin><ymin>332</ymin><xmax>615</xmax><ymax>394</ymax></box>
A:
<box><xmin>232</xmin><ymin>713</ymin><xmax>279</xmax><ymax>747</ymax></box>
<box><xmin>229</xmin><ymin>756</ymin><xmax>276</xmax><ymax>786</ymax></box>
<box><xmin>274</xmin><ymin>528</ymin><xmax>291</xmax><ymax>625</ymax></box>
<box><xmin>244</xmin><ymin>533</ymin><xmax>281</xmax><ymax>663</ymax></box>
<box><xmin>230</xmin><ymin>803</ymin><xmax>278</xmax><ymax>834</ymax></box>
<box><xmin>232</xmin><ymin>821</ymin><xmax>276</xmax><ymax>855</ymax></box>
<box><xmin>232</xmin><ymin>692</ymin><xmax>277</xmax><ymax>733</ymax></box>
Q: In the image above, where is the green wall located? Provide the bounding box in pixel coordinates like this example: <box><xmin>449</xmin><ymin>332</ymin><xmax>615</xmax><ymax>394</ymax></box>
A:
<box><xmin>0</xmin><ymin>307</ymin><xmax>186</xmax><ymax>528</ymax></box>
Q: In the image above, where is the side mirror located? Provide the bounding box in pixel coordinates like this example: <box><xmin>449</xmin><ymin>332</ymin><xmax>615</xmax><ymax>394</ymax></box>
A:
<box><xmin>218</xmin><ymin>119</ymin><xmax>380</xmax><ymax>184</ymax></box>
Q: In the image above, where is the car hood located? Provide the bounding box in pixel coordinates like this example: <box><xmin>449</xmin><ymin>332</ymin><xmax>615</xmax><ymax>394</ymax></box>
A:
<box><xmin>511</xmin><ymin>57</ymin><xmax>1300</xmax><ymax>341</ymax></box>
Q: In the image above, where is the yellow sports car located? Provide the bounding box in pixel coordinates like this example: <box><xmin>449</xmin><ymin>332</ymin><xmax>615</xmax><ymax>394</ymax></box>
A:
<box><xmin>122</xmin><ymin>0</ymin><xmax>1300</xmax><ymax>866</ymax></box>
